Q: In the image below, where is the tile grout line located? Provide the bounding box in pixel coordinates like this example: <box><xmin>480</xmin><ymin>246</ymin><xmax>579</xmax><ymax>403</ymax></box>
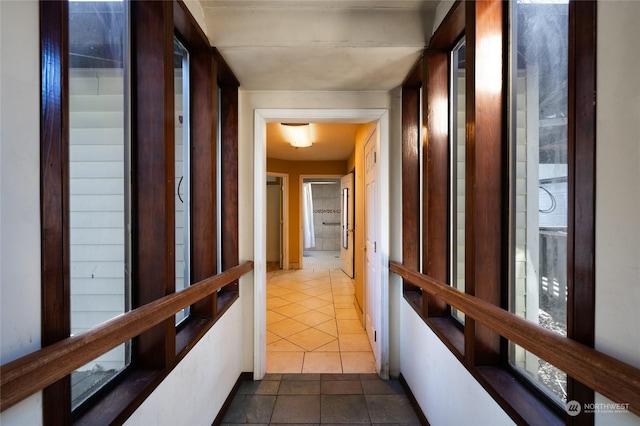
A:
<box><xmin>267</xmin><ymin>267</ymin><xmax>374</xmax><ymax>374</ymax></box>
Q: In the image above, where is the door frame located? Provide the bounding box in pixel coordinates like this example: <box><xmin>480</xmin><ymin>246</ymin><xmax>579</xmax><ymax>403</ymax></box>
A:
<box><xmin>363</xmin><ymin>127</ymin><xmax>382</xmax><ymax>370</ymax></box>
<box><xmin>340</xmin><ymin>172</ymin><xmax>355</xmax><ymax>278</ymax></box>
<box><xmin>253</xmin><ymin>108</ymin><xmax>390</xmax><ymax>379</ymax></box>
<box><xmin>267</xmin><ymin>172</ymin><xmax>289</xmax><ymax>270</ymax></box>
<box><xmin>299</xmin><ymin>175</ymin><xmax>342</xmax><ymax>267</ymax></box>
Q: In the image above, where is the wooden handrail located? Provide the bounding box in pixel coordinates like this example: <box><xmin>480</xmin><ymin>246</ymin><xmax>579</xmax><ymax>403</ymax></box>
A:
<box><xmin>0</xmin><ymin>261</ymin><xmax>253</xmax><ymax>413</ymax></box>
<box><xmin>390</xmin><ymin>261</ymin><xmax>640</xmax><ymax>416</ymax></box>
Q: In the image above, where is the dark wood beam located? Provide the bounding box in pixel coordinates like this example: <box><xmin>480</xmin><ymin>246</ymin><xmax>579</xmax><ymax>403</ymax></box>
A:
<box><xmin>464</xmin><ymin>0</ymin><xmax>504</xmax><ymax>367</ymax></box>
<box><xmin>567</xmin><ymin>2</ymin><xmax>597</xmax><ymax>424</ymax></box>
<box><xmin>131</xmin><ymin>0</ymin><xmax>176</xmax><ymax>368</ymax></box>
<box><xmin>40</xmin><ymin>0</ymin><xmax>72</xmax><ymax>422</ymax></box>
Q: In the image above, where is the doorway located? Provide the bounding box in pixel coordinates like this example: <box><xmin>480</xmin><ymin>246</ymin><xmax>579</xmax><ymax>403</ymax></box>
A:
<box><xmin>266</xmin><ymin>173</ymin><xmax>288</xmax><ymax>271</ymax></box>
<box><xmin>301</xmin><ymin>177</ymin><xmax>342</xmax><ymax>270</ymax></box>
<box><xmin>254</xmin><ymin>109</ymin><xmax>390</xmax><ymax>379</ymax></box>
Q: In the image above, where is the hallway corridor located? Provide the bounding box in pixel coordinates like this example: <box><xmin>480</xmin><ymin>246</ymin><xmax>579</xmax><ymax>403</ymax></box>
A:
<box><xmin>266</xmin><ymin>268</ymin><xmax>375</xmax><ymax>374</ymax></box>
<box><xmin>219</xmin><ymin>373</ymin><xmax>423</xmax><ymax>425</ymax></box>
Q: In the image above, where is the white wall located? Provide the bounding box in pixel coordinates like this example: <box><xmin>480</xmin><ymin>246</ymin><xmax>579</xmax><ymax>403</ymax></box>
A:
<box><xmin>401</xmin><ymin>305</ymin><xmax>514</xmax><ymax>426</ymax></box>
<box><xmin>594</xmin><ymin>2</ymin><xmax>640</xmax><ymax>425</ymax></box>
<box><xmin>0</xmin><ymin>0</ymin><xmax>43</xmax><ymax>423</ymax></box>
<box><xmin>125</xmin><ymin>302</ymin><xmax>244</xmax><ymax>426</ymax></box>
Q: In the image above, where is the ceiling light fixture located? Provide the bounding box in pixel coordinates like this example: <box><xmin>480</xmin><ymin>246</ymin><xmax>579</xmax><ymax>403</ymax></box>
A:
<box><xmin>281</xmin><ymin>123</ymin><xmax>312</xmax><ymax>148</ymax></box>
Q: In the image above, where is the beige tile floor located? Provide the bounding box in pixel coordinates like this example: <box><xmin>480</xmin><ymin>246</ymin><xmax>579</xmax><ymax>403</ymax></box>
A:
<box><xmin>266</xmin><ymin>267</ymin><xmax>377</xmax><ymax>374</ymax></box>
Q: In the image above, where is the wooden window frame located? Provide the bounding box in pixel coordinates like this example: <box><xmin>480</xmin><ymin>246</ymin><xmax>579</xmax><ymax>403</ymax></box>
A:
<box><xmin>213</xmin><ymin>46</ymin><xmax>241</xmax><ymax>305</ymax></box>
<box><xmin>401</xmin><ymin>54</ymin><xmax>423</xmax><ymax>297</ymax></box>
<box><xmin>402</xmin><ymin>0</ymin><xmax>596</xmax><ymax>424</ymax></box>
<box><xmin>40</xmin><ymin>1</ymin><xmax>241</xmax><ymax>423</ymax></box>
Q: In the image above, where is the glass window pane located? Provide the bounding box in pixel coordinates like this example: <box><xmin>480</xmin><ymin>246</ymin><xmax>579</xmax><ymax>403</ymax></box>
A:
<box><xmin>509</xmin><ymin>0</ymin><xmax>569</xmax><ymax>405</ymax></box>
<box><xmin>68</xmin><ymin>0</ymin><xmax>129</xmax><ymax>410</ymax></box>
<box><xmin>174</xmin><ymin>37</ymin><xmax>191</xmax><ymax>325</ymax></box>
<box><xmin>451</xmin><ymin>37</ymin><xmax>466</xmax><ymax>324</ymax></box>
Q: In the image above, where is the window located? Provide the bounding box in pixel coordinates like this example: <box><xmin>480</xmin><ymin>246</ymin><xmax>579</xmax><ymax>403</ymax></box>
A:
<box><xmin>509</xmin><ymin>0</ymin><xmax>569</xmax><ymax>405</ymax></box>
<box><xmin>450</xmin><ymin>37</ymin><xmax>466</xmax><ymax>324</ymax></box>
<box><xmin>402</xmin><ymin>0</ymin><xmax>596</xmax><ymax>423</ymax></box>
<box><xmin>67</xmin><ymin>0</ymin><xmax>130</xmax><ymax>410</ymax></box>
<box><xmin>400</xmin><ymin>51</ymin><xmax>423</xmax><ymax>304</ymax></box>
<box><xmin>214</xmin><ymin>48</ymin><xmax>242</xmax><ymax>303</ymax></box>
<box><xmin>40</xmin><ymin>1</ymin><xmax>241</xmax><ymax>421</ymax></box>
<box><xmin>174</xmin><ymin>36</ymin><xmax>191</xmax><ymax>325</ymax></box>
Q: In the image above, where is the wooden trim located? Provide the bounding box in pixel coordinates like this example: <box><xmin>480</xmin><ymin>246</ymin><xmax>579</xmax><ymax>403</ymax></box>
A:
<box><xmin>390</xmin><ymin>262</ymin><xmax>640</xmax><ymax>417</ymax></box>
<box><xmin>402</xmin><ymin>54</ymin><xmax>423</xmax><ymax>88</ymax></box>
<box><xmin>403</xmin><ymin>289</ymin><xmax>425</xmax><ymax>319</ymax></box>
<box><xmin>215</xmin><ymin>43</ymin><xmax>240</xmax><ymax>299</ymax></box>
<box><xmin>212</xmin><ymin>47</ymin><xmax>240</xmax><ymax>88</ymax></box>
<box><xmin>429</xmin><ymin>0</ymin><xmax>465</xmax><ymax>50</ymax></box>
<box><xmin>173</xmin><ymin>0</ymin><xmax>222</xmax><ymax>321</ymax></box>
<box><xmin>423</xmin><ymin>50</ymin><xmax>449</xmax><ymax>318</ymax></box>
<box><xmin>476</xmin><ymin>366</ymin><xmax>563</xmax><ymax>426</ymax></box>
<box><xmin>418</xmin><ymin>0</ymin><xmax>465</xmax><ymax>322</ymax></box>
<box><xmin>173</xmin><ymin>0</ymin><xmax>210</xmax><ymax>50</ymax></box>
<box><xmin>40</xmin><ymin>0</ymin><xmax>71</xmax><ymax>422</ymax></box>
<box><xmin>74</xmin><ymin>368</ymin><xmax>164</xmax><ymax>425</ymax></box>
<box><xmin>0</xmin><ymin>262</ymin><xmax>254</xmax><ymax>412</ymax></box>
<box><xmin>212</xmin><ymin>372</ymin><xmax>254</xmax><ymax>426</ymax></box>
<box><xmin>216</xmin><ymin>288</ymin><xmax>240</xmax><ymax>317</ymax></box>
<box><xmin>219</xmin><ymin>78</ymin><xmax>240</xmax><ymax>298</ymax></box>
<box><xmin>131</xmin><ymin>0</ymin><xmax>176</xmax><ymax>370</ymax></box>
<box><xmin>220</xmin><ymin>86</ymin><xmax>239</xmax><ymax>273</ymax></box>
<box><xmin>567</xmin><ymin>2</ymin><xmax>597</xmax><ymax>423</ymax></box>
<box><xmin>176</xmin><ymin>317</ymin><xmax>212</xmax><ymax>359</ymax></box>
<box><xmin>428</xmin><ymin>317</ymin><xmax>465</xmax><ymax>358</ymax></box>
<box><xmin>189</xmin><ymin>38</ymin><xmax>218</xmax><ymax>318</ymax></box>
<box><xmin>464</xmin><ymin>0</ymin><xmax>504</xmax><ymax>367</ymax></box>
<box><xmin>399</xmin><ymin>374</ymin><xmax>430</xmax><ymax>426</ymax></box>
<box><xmin>401</xmin><ymin>57</ymin><xmax>422</xmax><ymax>294</ymax></box>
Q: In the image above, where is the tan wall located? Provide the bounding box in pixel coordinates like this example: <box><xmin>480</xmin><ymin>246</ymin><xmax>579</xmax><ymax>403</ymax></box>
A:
<box><xmin>267</xmin><ymin>158</ymin><xmax>348</xmax><ymax>268</ymax></box>
<box><xmin>347</xmin><ymin>123</ymin><xmax>377</xmax><ymax>317</ymax></box>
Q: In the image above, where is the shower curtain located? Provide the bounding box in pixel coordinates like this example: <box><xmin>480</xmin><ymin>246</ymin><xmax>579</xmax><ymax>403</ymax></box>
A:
<box><xmin>302</xmin><ymin>183</ymin><xmax>315</xmax><ymax>249</ymax></box>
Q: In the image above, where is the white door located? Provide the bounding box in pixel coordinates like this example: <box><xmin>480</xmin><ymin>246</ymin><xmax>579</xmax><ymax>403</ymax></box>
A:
<box><xmin>364</xmin><ymin>128</ymin><xmax>381</xmax><ymax>362</ymax></box>
<box><xmin>340</xmin><ymin>172</ymin><xmax>354</xmax><ymax>277</ymax></box>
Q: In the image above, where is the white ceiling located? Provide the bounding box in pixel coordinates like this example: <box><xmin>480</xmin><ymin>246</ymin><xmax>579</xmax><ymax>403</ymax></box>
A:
<box><xmin>266</xmin><ymin>122</ymin><xmax>360</xmax><ymax>161</ymax></box>
<box><xmin>198</xmin><ymin>0</ymin><xmax>438</xmax><ymax>91</ymax></box>
<box><xmin>196</xmin><ymin>0</ymin><xmax>440</xmax><ymax>159</ymax></box>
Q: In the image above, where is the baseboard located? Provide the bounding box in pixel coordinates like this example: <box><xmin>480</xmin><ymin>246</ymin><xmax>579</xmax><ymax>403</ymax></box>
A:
<box><xmin>399</xmin><ymin>373</ymin><xmax>430</xmax><ymax>426</ymax></box>
<box><xmin>212</xmin><ymin>371</ymin><xmax>253</xmax><ymax>426</ymax></box>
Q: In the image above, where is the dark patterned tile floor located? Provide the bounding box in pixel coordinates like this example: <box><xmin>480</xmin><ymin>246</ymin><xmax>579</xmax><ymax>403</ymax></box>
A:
<box><xmin>219</xmin><ymin>374</ymin><xmax>424</xmax><ymax>425</ymax></box>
